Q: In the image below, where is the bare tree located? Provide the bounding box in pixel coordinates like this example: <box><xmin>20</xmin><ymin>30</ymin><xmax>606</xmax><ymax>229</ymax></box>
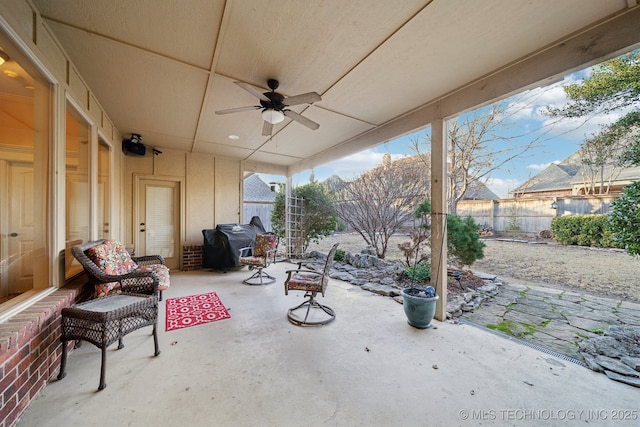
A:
<box><xmin>333</xmin><ymin>155</ymin><xmax>429</xmax><ymax>258</ymax></box>
<box><xmin>412</xmin><ymin>95</ymin><xmax>557</xmax><ymax>213</ymax></box>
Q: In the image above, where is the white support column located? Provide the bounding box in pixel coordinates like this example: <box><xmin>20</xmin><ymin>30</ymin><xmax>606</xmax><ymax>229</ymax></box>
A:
<box><xmin>431</xmin><ymin>117</ymin><xmax>448</xmax><ymax>321</ymax></box>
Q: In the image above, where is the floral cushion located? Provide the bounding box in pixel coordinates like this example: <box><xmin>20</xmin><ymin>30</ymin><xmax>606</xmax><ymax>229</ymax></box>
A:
<box><xmin>87</xmin><ymin>240</ymin><xmax>138</xmax><ymax>275</ymax></box>
<box><xmin>94</xmin><ymin>264</ymin><xmax>170</xmax><ymax>298</ymax></box>
<box><xmin>286</xmin><ymin>271</ymin><xmax>327</xmax><ymax>293</ymax></box>
<box><xmin>95</xmin><ymin>282</ymin><xmax>122</xmax><ymax>298</ymax></box>
<box><xmin>238</xmin><ymin>255</ymin><xmax>266</xmax><ymax>266</ymax></box>
<box><xmin>87</xmin><ymin>240</ymin><xmax>170</xmax><ymax>297</ymax></box>
<box><xmin>138</xmin><ymin>264</ymin><xmax>171</xmax><ymax>290</ymax></box>
<box><xmin>253</xmin><ymin>234</ymin><xmax>277</xmax><ymax>258</ymax></box>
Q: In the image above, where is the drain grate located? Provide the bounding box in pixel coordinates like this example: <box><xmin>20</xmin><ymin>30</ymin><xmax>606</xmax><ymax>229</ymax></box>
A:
<box><xmin>460</xmin><ymin>318</ymin><xmax>586</xmax><ymax>367</ymax></box>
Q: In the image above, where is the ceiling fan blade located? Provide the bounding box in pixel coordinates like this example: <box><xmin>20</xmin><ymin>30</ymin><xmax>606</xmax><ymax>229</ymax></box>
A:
<box><xmin>234</xmin><ymin>81</ymin><xmax>269</xmax><ymax>102</ymax></box>
<box><xmin>283</xmin><ymin>110</ymin><xmax>320</xmax><ymax>130</ymax></box>
<box><xmin>262</xmin><ymin>121</ymin><xmax>273</xmax><ymax>136</ymax></box>
<box><xmin>283</xmin><ymin>92</ymin><xmax>322</xmax><ymax>106</ymax></box>
<box><xmin>215</xmin><ymin>105</ymin><xmax>260</xmax><ymax>115</ymax></box>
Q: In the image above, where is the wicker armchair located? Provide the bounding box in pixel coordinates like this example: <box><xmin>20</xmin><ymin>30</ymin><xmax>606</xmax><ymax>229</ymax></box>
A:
<box><xmin>71</xmin><ymin>239</ymin><xmax>170</xmax><ymax>300</ymax></box>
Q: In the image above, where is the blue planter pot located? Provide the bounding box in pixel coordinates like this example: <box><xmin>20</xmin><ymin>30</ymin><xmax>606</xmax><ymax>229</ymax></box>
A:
<box><xmin>401</xmin><ymin>288</ymin><xmax>439</xmax><ymax>329</ymax></box>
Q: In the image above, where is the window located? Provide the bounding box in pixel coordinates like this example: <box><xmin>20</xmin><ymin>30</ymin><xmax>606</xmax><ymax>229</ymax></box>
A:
<box><xmin>97</xmin><ymin>139</ymin><xmax>111</xmax><ymax>239</ymax></box>
<box><xmin>65</xmin><ymin>102</ymin><xmax>90</xmax><ymax>279</ymax></box>
<box><xmin>0</xmin><ymin>36</ymin><xmax>51</xmax><ymax>307</ymax></box>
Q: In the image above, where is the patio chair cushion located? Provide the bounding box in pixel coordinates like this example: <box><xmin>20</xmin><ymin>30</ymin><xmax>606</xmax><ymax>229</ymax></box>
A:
<box><xmin>238</xmin><ymin>233</ymin><xmax>278</xmax><ymax>265</ymax></box>
<box><xmin>86</xmin><ymin>240</ymin><xmax>170</xmax><ymax>298</ymax></box>
<box><xmin>253</xmin><ymin>233</ymin><xmax>278</xmax><ymax>258</ymax></box>
<box><xmin>94</xmin><ymin>281</ymin><xmax>122</xmax><ymax>298</ymax></box>
<box><xmin>87</xmin><ymin>240</ymin><xmax>138</xmax><ymax>275</ymax></box>
<box><xmin>138</xmin><ymin>264</ymin><xmax>171</xmax><ymax>291</ymax></box>
<box><xmin>285</xmin><ymin>271</ymin><xmax>327</xmax><ymax>293</ymax></box>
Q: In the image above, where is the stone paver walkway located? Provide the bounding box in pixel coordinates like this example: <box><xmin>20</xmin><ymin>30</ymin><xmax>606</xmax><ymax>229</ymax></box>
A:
<box><xmin>463</xmin><ymin>280</ymin><xmax>640</xmax><ymax>360</ymax></box>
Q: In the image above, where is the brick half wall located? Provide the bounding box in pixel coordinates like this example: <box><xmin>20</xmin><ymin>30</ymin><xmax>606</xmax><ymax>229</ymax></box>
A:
<box><xmin>0</xmin><ymin>277</ymin><xmax>87</xmax><ymax>427</ymax></box>
<box><xmin>182</xmin><ymin>244</ymin><xmax>203</xmax><ymax>271</ymax></box>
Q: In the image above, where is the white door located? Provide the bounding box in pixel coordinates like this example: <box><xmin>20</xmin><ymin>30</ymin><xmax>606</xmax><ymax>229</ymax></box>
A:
<box><xmin>136</xmin><ymin>178</ymin><xmax>180</xmax><ymax>269</ymax></box>
<box><xmin>3</xmin><ymin>163</ymin><xmax>35</xmax><ymax>295</ymax></box>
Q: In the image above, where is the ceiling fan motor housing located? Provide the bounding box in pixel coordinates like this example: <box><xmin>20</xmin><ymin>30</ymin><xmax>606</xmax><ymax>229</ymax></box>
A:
<box><xmin>260</xmin><ymin>91</ymin><xmax>285</xmax><ymax>111</ymax></box>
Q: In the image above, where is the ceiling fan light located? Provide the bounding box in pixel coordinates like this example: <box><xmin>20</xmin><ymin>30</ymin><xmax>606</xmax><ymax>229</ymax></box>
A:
<box><xmin>0</xmin><ymin>50</ymin><xmax>9</xmax><ymax>66</ymax></box>
<box><xmin>262</xmin><ymin>109</ymin><xmax>284</xmax><ymax>124</ymax></box>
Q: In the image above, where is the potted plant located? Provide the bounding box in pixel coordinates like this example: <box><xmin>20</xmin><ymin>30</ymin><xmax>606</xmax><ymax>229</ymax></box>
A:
<box><xmin>398</xmin><ymin>200</ymin><xmax>486</xmax><ymax>328</ymax></box>
<box><xmin>401</xmin><ymin>269</ymin><xmax>439</xmax><ymax>329</ymax></box>
<box><xmin>398</xmin><ymin>199</ymin><xmax>440</xmax><ymax>329</ymax></box>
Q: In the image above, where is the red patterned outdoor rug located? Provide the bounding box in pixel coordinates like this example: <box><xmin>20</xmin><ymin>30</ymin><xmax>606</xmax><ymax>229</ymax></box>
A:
<box><xmin>166</xmin><ymin>292</ymin><xmax>230</xmax><ymax>331</ymax></box>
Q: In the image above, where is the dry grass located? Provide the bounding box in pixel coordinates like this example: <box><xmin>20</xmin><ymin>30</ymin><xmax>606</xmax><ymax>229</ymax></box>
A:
<box><xmin>306</xmin><ymin>232</ymin><xmax>640</xmax><ymax>302</ymax></box>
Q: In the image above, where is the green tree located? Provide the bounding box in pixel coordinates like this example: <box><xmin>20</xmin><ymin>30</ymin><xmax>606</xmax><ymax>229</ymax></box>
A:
<box><xmin>446</xmin><ymin>215</ymin><xmax>485</xmax><ymax>268</ymax></box>
<box><xmin>609</xmin><ymin>182</ymin><xmax>640</xmax><ymax>255</ymax></box>
<box><xmin>271</xmin><ymin>183</ymin><xmax>337</xmax><ymax>254</ymax></box>
<box><xmin>547</xmin><ymin>51</ymin><xmax>640</xmax><ymax>118</ymax></box>
<box><xmin>549</xmin><ymin>51</ymin><xmax>640</xmax><ymax>254</ymax></box>
<box><xmin>547</xmin><ymin>51</ymin><xmax>640</xmax><ymax>166</ymax></box>
<box><xmin>399</xmin><ymin>200</ymin><xmax>485</xmax><ymax>270</ymax></box>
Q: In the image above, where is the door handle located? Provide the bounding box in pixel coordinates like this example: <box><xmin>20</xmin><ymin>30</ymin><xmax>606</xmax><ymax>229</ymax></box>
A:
<box><xmin>140</xmin><ymin>229</ymin><xmax>146</xmax><ymax>232</ymax></box>
<box><xmin>10</xmin><ymin>232</ymin><xmax>18</xmax><ymax>237</ymax></box>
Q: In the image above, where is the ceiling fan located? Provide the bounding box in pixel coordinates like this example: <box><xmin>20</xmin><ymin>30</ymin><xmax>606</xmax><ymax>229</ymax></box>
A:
<box><xmin>215</xmin><ymin>79</ymin><xmax>321</xmax><ymax>136</ymax></box>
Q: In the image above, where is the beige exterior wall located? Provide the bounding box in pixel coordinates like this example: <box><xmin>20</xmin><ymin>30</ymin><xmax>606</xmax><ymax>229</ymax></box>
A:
<box><xmin>0</xmin><ymin>0</ymin><xmax>243</xmax><ymax>281</ymax></box>
<box><xmin>124</xmin><ymin>150</ymin><xmax>242</xmax><ymax>253</ymax></box>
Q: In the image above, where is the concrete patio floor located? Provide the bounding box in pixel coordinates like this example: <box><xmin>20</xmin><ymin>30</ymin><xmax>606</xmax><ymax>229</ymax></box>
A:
<box><xmin>18</xmin><ymin>263</ymin><xmax>640</xmax><ymax>426</ymax></box>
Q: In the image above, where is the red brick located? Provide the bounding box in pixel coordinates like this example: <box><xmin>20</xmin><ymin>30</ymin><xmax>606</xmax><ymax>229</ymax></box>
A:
<box><xmin>0</xmin><ymin>393</ymin><xmax>17</xmax><ymax>427</ymax></box>
<box><xmin>6</xmin><ymin>392</ymin><xmax>30</xmax><ymax>427</ymax></box>
<box><xmin>29</xmin><ymin>375</ymin><xmax>47</xmax><ymax>399</ymax></box>
<box><xmin>0</xmin><ymin>366</ymin><xmax>16</xmax><ymax>393</ymax></box>
<box><xmin>18</xmin><ymin>347</ymin><xmax>37</xmax><ymax>373</ymax></box>
<box><xmin>0</xmin><ymin>337</ymin><xmax>18</xmax><ymax>365</ymax></box>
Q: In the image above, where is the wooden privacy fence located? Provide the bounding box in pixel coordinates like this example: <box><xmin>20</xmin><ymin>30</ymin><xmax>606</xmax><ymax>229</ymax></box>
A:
<box><xmin>456</xmin><ymin>195</ymin><xmax>618</xmax><ymax>236</ymax></box>
<box><xmin>243</xmin><ymin>203</ymin><xmax>274</xmax><ymax>232</ymax></box>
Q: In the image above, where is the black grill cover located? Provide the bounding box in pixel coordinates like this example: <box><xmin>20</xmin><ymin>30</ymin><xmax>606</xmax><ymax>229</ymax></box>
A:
<box><xmin>202</xmin><ymin>216</ymin><xmax>266</xmax><ymax>269</ymax></box>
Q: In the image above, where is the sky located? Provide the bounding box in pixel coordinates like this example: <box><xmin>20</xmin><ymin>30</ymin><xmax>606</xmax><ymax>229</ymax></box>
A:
<box><xmin>258</xmin><ymin>59</ymin><xmax>628</xmax><ymax>199</ymax></box>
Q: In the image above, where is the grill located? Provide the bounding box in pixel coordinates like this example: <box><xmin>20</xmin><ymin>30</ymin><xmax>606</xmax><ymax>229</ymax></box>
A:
<box><xmin>202</xmin><ymin>216</ymin><xmax>266</xmax><ymax>270</ymax></box>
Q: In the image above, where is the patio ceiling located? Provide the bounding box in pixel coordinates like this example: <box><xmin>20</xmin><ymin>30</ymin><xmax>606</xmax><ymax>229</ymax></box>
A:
<box><xmin>31</xmin><ymin>0</ymin><xmax>640</xmax><ymax>176</ymax></box>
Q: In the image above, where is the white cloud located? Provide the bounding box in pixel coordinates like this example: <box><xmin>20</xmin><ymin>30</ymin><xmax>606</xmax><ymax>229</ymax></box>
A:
<box><xmin>528</xmin><ymin>160</ymin><xmax>561</xmax><ymax>171</ymax></box>
<box><xmin>312</xmin><ymin>149</ymin><xmax>410</xmax><ymax>180</ymax></box>
<box><xmin>485</xmin><ymin>177</ymin><xmax>522</xmax><ymax>199</ymax></box>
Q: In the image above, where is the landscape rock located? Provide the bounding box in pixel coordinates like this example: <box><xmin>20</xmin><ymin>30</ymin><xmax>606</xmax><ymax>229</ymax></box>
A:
<box><xmin>579</xmin><ymin>325</ymin><xmax>640</xmax><ymax>387</ymax></box>
<box><xmin>361</xmin><ymin>282</ymin><xmax>399</xmax><ymax>297</ymax></box>
<box><xmin>604</xmin><ymin>370</ymin><xmax>640</xmax><ymax>388</ymax></box>
<box><xmin>581</xmin><ymin>353</ymin><xmax>604</xmax><ymax>372</ymax></box>
<box><xmin>620</xmin><ymin>356</ymin><xmax>640</xmax><ymax>371</ymax></box>
<box><xmin>595</xmin><ymin>355</ymin><xmax>640</xmax><ymax>377</ymax></box>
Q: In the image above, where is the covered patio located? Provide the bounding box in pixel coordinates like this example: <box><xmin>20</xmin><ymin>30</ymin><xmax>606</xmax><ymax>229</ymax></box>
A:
<box><xmin>18</xmin><ymin>264</ymin><xmax>638</xmax><ymax>426</ymax></box>
<box><xmin>2</xmin><ymin>1</ymin><xmax>640</xmax><ymax>425</ymax></box>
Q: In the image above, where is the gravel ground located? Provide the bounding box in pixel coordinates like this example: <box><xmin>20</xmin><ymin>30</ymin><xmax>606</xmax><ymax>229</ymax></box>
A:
<box><xmin>306</xmin><ymin>232</ymin><xmax>640</xmax><ymax>302</ymax></box>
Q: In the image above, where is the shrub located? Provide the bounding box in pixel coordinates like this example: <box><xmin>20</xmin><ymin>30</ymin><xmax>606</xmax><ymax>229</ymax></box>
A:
<box><xmin>447</xmin><ymin>215</ymin><xmax>485</xmax><ymax>268</ymax></box>
<box><xmin>551</xmin><ymin>215</ymin><xmax>622</xmax><ymax>248</ymax></box>
<box><xmin>271</xmin><ymin>183</ymin><xmax>337</xmax><ymax>253</ymax></box>
<box><xmin>333</xmin><ymin>248</ymin><xmax>346</xmax><ymax>262</ymax></box>
<box><xmin>405</xmin><ymin>261</ymin><xmax>431</xmax><ymax>283</ymax></box>
<box><xmin>609</xmin><ymin>181</ymin><xmax>640</xmax><ymax>255</ymax></box>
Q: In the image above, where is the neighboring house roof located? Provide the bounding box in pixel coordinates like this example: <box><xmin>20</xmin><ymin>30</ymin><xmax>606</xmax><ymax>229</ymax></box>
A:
<box><xmin>243</xmin><ymin>175</ymin><xmax>276</xmax><ymax>203</ymax></box>
<box><xmin>514</xmin><ymin>148</ymin><xmax>640</xmax><ymax>195</ymax></box>
<box><xmin>326</xmin><ymin>156</ymin><xmax>498</xmax><ymax>200</ymax></box>
<box><xmin>464</xmin><ymin>180</ymin><xmax>499</xmax><ymax>200</ymax></box>
<box><xmin>515</xmin><ymin>162</ymin><xmax>580</xmax><ymax>194</ymax></box>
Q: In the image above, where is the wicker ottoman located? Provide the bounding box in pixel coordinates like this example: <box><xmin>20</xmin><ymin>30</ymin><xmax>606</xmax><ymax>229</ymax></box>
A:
<box><xmin>57</xmin><ymin>293</ymin><xmax>160</xmax><ymax>391</ymax></box>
